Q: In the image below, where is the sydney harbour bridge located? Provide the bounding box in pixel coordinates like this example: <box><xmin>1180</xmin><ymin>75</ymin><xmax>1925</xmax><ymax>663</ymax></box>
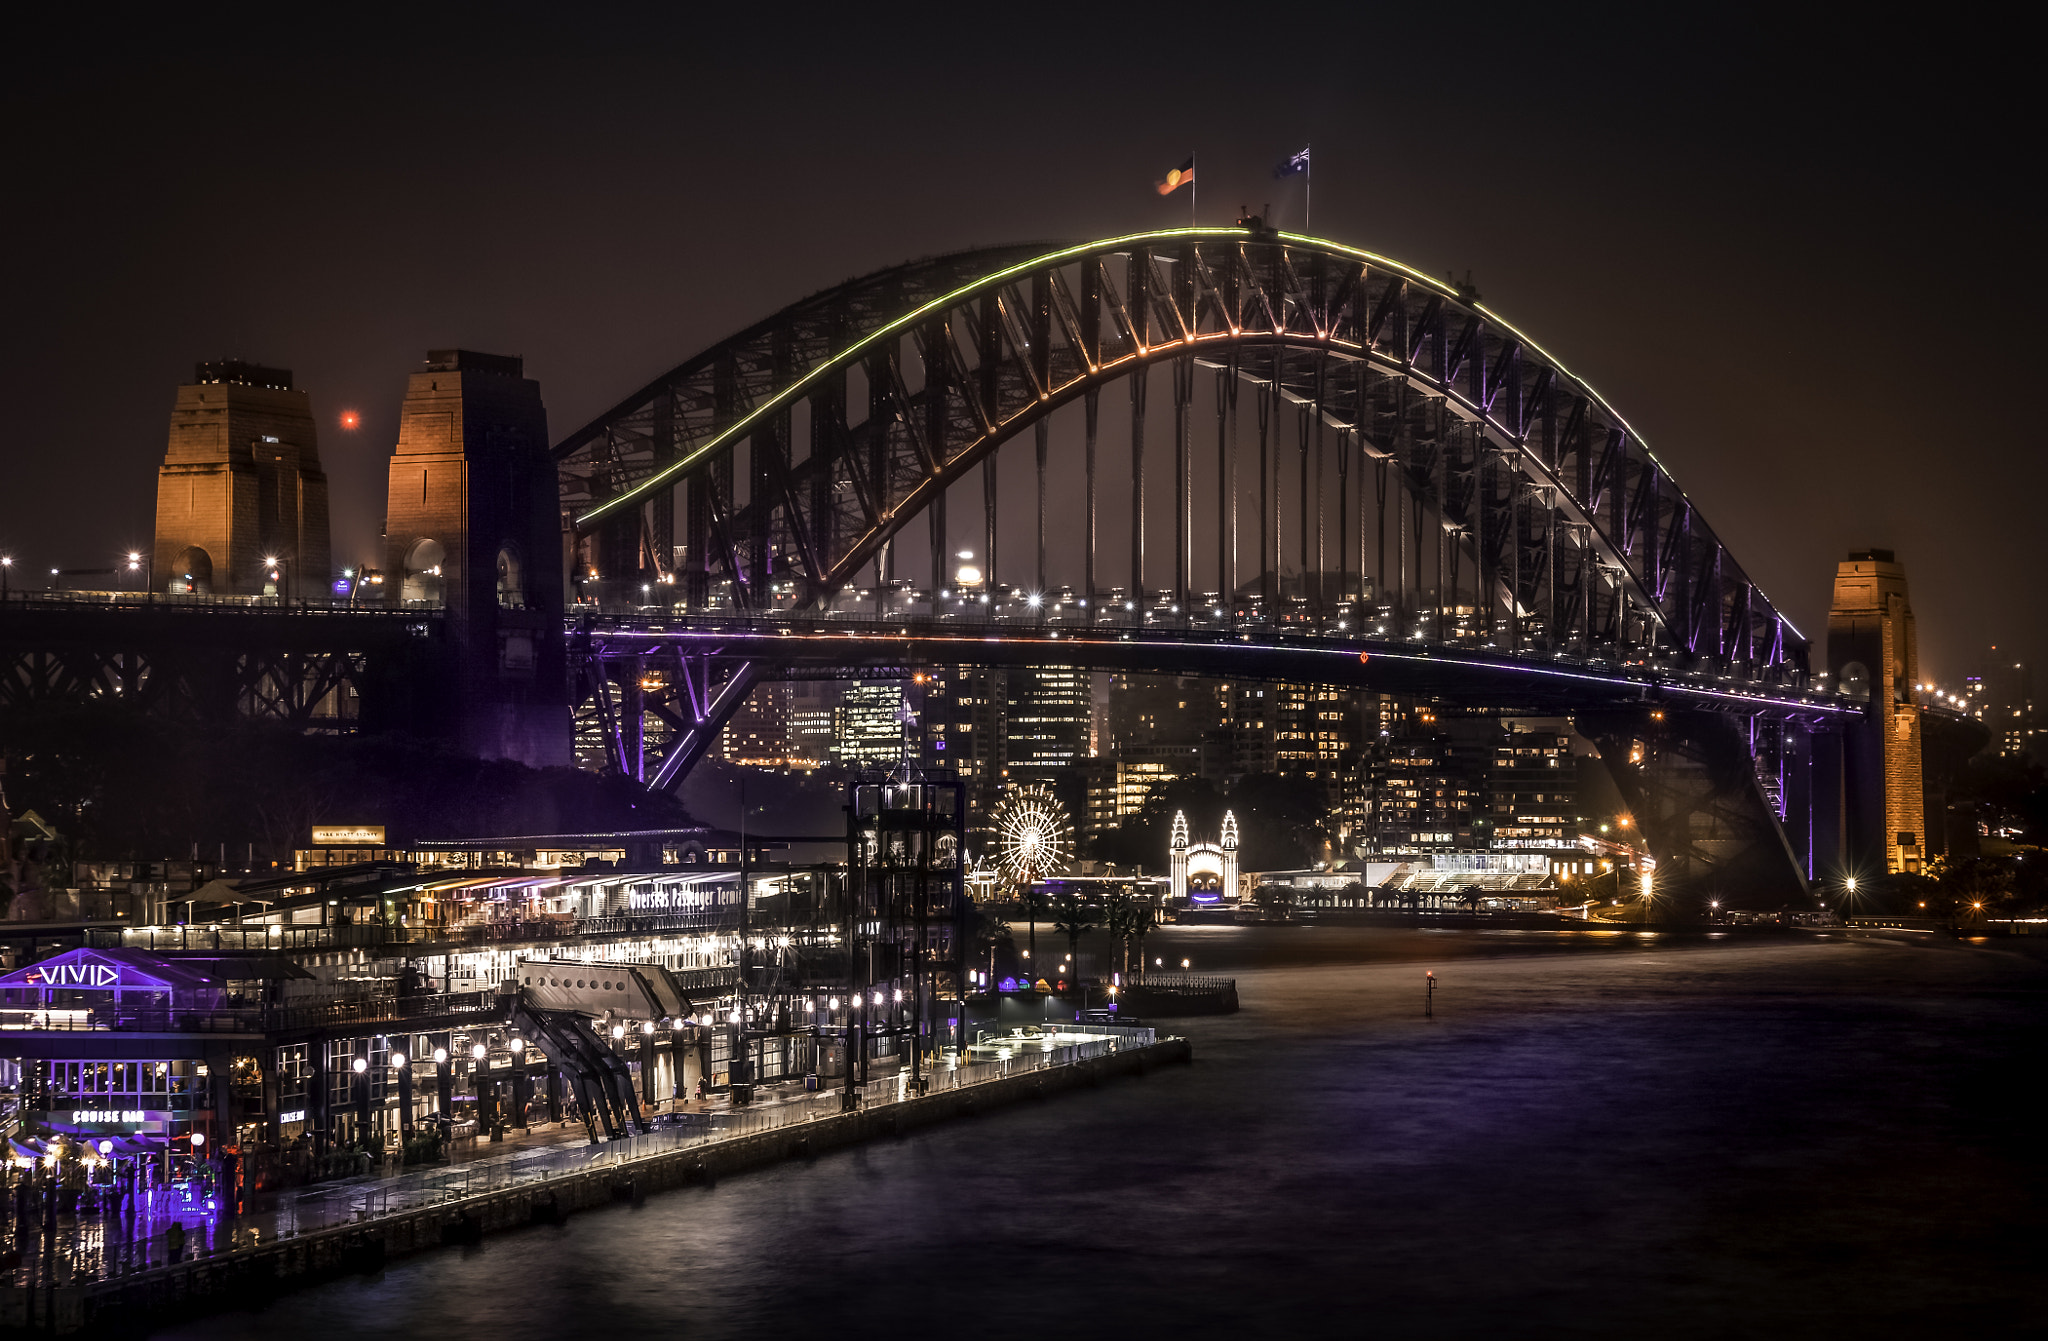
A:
<box><xmin>1</xmin><ymin>224</ymin><xmax>1905</xmax><ymax>902</ymax></box>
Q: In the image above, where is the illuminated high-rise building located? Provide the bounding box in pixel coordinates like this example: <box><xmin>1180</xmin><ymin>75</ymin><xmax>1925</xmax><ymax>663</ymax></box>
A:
<box><xmin>1004</xmin><ymin>665</ymin><xmax>1091</xmax><ymax>811</ymax></box>
<box><xmin>834</xmin><ymin>682</ymin><xmax>906</xmax><ymax>767</ymax></box>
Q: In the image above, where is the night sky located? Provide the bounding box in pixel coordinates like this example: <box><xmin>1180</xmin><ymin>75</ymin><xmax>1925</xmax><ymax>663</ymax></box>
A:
<box><xmin>2</xmin><ymin>7</ymin><xmax>2032</xmax><ymax>682</ymax></box>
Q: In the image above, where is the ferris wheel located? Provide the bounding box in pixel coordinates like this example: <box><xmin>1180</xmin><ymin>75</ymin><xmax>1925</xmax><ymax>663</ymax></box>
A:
<box><xmin>990</xmin><ymin>783</ymin><xmax>1073</xmax><ymax>886</ymax></box>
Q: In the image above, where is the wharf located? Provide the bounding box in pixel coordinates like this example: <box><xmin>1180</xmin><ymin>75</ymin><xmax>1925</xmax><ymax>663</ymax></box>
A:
<box><xmin>2</xmin><ymin>1029</ymin><xmax>1188</xmax><ymax>1336</ymax></box>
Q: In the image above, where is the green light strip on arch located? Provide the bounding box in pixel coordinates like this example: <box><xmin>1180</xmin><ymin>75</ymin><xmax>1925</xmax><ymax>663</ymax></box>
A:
<box><xmin>575</xmin><ymin>227</ymin><xmax>1473</xmax><ymax>531</ymax></box>
<box><xmin>1277</xmin><ymin>231</ymin><xmax>1677</xmax><ymax>486</ymax></box>
<box><xmin>577</xmin><ymin>230</ymin><xmax>1772</xmax><ymax>634</ymax></box>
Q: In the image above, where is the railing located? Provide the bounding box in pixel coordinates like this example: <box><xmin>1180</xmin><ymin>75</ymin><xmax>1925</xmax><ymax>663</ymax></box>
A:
<box><xmin>96</xmin><ymin>910</ymin><xmax>746</xmax><ymax>957</ymax></box>
<box><xmin>0</xmin><ymin>1007</ymin><xmax>265</xmax><ymax>1034</ymax></box>
<box><xmin>1126</xmin><ymin>972</ymin><xmax>1235</xmax><ymax>993</ymax></box>
<box><xmin>0</xmin><ymin>590</ymin><xmax>434</xmax><ymax>619</ymax></box>
<box><xmin>101</xmin><ymin>925</ymin><xmax>403</xmax><ymax>953</ymax></box>
<box><xmin>572</xmin><ymin>911</ymin><xmax>740</xmax><ymax>937</ymax></box>
<box><xmin>0</xmin><ymin>990</ymin><xmax>504</xmax><ymax>1037</ymax></box>
<box><xmin>261</xmin><ymin>990</ymin><xmax>505</xmax><ymax>1034</ymax></box>
<box><xmin>582</xmin><ymin>607</ymin><xmax>1840</xmax><ymax>703</ymax></box>
<box><xmin>5</xmin><ymin>1028</ymin><xmax>1158</xmax><ymax>1290</ymax></box>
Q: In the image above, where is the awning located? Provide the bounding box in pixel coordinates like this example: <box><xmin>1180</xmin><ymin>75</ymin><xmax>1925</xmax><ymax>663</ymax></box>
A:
<box><xmin>186</xmin><ymin>879</ymin><xmax>264</xmax><ymax>906</ymax></box>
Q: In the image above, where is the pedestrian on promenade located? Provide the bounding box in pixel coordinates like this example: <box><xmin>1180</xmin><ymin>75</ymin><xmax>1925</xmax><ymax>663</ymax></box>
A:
<box><xmin>165</xmin><ymin>1221</ymin><xmax>185</xmax><ymax>1263</ymax></box>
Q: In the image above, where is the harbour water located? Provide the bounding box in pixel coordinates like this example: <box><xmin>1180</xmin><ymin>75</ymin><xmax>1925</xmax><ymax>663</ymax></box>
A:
<box><xmin>159</xmin><ymin>927</ymin><xmax>2048</xmax><ymax>1339</ymax></box>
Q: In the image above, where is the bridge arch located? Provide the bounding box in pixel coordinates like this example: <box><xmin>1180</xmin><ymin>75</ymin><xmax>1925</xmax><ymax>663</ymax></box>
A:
<box><xmin>167</xmin><ymin>546</ymin><xmax>212</xmax><ymax>596</ymax></box>
<box><xmin>557</xmin><ymin>227</ymin><xmax>1805</xmax><ymax>677</ymax></box>
<box><xmin>402</xmin><ymin>537</ymin><xmax>446</xmax><ymax>607</ymax></box>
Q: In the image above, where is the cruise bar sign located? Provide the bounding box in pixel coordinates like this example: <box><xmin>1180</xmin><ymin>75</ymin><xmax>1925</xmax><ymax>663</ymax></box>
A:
<box><xmin>48</xmin><ymin>1109</ymin><xmax>169</xmax><ymax>1133</ymax></box>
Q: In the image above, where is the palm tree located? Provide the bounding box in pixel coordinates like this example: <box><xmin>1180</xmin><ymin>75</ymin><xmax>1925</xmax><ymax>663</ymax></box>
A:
<box><xmin>969</xmin><ymin>905</ymin><xmax>1013</xmax><ymax>983</ymax></box>
<box><xmin>1126</xmin><ymin>898</ymin><xmax>1159</xmax><ymax>982</ymax></box>
<box><xmin>1017</xmin><ymin>882</ymin><xmax>1050</xmax><ymax>978</ymax></box>
<box><xmin>1103</xmin><ymin>892</ymin><xmax>1134</xmax><ymax>978</ymax></box>
<box><xmin>1049</xmin><ymin>895</ymin><xmax>1101</xmax><ymax>980</ymax></box>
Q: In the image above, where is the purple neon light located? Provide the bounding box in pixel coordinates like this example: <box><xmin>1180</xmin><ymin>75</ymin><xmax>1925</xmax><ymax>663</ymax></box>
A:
<box><xmin>588</xmin><ymin>623</ymin><xmax>1857</xmax><ymax>718</ymax></box>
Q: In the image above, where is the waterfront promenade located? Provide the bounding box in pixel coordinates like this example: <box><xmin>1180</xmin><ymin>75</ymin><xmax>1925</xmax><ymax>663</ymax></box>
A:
<box><xmin>4</xmin><ymin>1024</ymin><xmax>1175</xmax><ymax>1333</ymax></box>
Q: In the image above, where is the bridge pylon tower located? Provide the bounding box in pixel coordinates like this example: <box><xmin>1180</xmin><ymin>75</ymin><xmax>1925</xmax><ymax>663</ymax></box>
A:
<box><xmin>380</xmin><ymin>350</ymin><xmax>570</xmax><ymax>766</ymax></box>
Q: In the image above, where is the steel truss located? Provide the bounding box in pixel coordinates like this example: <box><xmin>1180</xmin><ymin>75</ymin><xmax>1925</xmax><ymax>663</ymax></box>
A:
<box><xmin>556</xmin><ymin>226</ymin><xmax>1808</xmax><ymax>682</ymax></box>
<box><xmin>569</xmin><ymin>619</ymin><xmax>911</xmax><ymax>787</ymax></box>
<box><xmin>0</xmin><ymin>606</ymin><xmax>414</xmax><ymax>730</ymax></box>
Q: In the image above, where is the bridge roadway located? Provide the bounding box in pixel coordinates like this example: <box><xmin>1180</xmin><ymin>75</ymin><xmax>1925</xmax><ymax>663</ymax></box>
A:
<box><xmin>3</xmin><ymin>590</ymin><xmax>1857</xmax><ymax>728</ymax></box>
<box><xmin>573</xmin><ymin>606</ymin><xmax>1862</xmax><ymax>722</ymax></box>
<box><xmin>0</xmin><ymin>592</ymin><xmax>442</xmax><ymax>730</ymax></box>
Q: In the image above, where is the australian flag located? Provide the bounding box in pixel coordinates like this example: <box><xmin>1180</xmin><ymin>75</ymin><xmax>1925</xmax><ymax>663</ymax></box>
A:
<box><xmin>1274</xmin><ymin>147</ymin><xmax>1310</xmax><ymax>178</ymax></box>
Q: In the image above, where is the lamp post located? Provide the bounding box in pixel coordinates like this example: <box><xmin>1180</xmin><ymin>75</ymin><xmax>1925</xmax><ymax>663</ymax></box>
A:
<box><xmin>473</xmin><ymin>1042</ymin><xmax>498</xmax><ymax>1141</ymax></box>
<box><xmin>391</xmin><ymin>1051</ymin><xmax>413</xmax><ymax>1142</ymax></box>
<box><xmin>433</xmin><ymin>1046</ymin><xmax>452</xmax><ymax>1127</ymax></box>
<box><xmin>1</xmin><ymin>555</ymin><xmax>11</xmax><ymax>599</ymax></box>
<box><xmin>510</xmin><ymin>1037</ymin><xmax>528</xmax><ymax>1131</ymax></box>
<box><xmin>351</xmin><ymin>1056</ymin><xmax>370</xmax><ymax>1150</ymax></box>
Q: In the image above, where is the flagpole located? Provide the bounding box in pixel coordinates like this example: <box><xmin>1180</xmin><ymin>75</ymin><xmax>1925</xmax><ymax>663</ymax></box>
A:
<box><xmin>1306</xmin><ymin>142</ymin><xmax>1311</xmax><ymax>233</ymax></box>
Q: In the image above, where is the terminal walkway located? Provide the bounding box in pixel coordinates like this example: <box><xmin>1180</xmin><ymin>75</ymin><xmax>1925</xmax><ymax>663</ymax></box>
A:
<box><xmin>6</xmin><ymin>1025</ymin><xmax>1149</xmax><ymax>1291</ymax></box>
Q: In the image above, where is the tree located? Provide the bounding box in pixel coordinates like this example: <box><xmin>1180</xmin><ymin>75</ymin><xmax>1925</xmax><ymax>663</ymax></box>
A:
<box><xmin>1103</xmin><ymin>892</ymin><xmax>1159</xmax><ymax>980</ymax></box>
<box><xmin>1088</xmin><ymin>776</ymin><xmax>1223</xmax><ymax>867</ymax></box>
<box><xmin>968</xmin><ymin>904</ymin><xmax>1013</xmax><ymax>982</ymax></box>
<box><xmin>1936</xmin><ymin>855</ymin><xmax>2017</xmax><ymax>923</ymax></box>
<box><xmin>1122</xmin><ymin>896</ymin><xmax>1155</xmax><ymax>982</ymax></box>
<box><xmin>1017</xmin><ymin>883</ymin><xmax>1050</xmax><ymax>976</ymax></box>
<box><xmin>1049</xmin><ymin>895</ymin><xmax>1101</xmax><ymax>977</ymax></box>
<box><xmin>0</xmin><ymin>700</ymin><xmax>693</xmax><ymax>863</ymax></box>
<box><xmin>1089</xmin><ymin>771</ymin><xmax>1328</xmax><ymax>872</ymax></box>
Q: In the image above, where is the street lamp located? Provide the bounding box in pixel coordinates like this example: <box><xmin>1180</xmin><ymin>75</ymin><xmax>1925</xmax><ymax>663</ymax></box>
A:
<box><xmin>1</xmin><ymin>555</ymin><xmax>11</xmax><ymax>599</ymax></box>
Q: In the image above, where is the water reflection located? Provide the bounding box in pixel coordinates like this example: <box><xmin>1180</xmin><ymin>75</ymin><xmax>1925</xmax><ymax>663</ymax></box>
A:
<box><xmin>162</xmin><ymin>929</ymin><xmax>2048</xmax><ymax>1341</ymax></box>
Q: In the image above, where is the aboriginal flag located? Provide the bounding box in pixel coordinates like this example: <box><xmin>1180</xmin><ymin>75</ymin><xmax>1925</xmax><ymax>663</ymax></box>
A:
<box><xmin>1155</xmin><ymin>156</ymin><xmax>1195</xmax><ymax>196</ymax></box>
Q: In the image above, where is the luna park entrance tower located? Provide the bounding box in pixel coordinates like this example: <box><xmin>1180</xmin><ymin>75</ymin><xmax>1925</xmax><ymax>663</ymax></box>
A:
<box><xmin>381</xmin><ymin>350</ymin><xmax>570</xmax><ymax>766</ymax></box>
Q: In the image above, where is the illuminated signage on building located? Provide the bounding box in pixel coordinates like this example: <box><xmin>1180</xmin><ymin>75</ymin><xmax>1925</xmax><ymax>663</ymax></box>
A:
<box><xmin>71</xmin><ymin>1109</ymin><xmax>147</xmax><ymax>1124</ymax></box>
<box><xmin>279</xmin><ymin>1109</ymin><xmax>307</xmax><ymax>1124</ymax></box>
<box><xmin>312</xmin><ymin>825</ymin><xmax>386</xmax><ymax>845</ymax></box>
<box><xmin>1</xmin><ymin>951</ymin><xmax>174</xmax><ymax>992</ymax></box>
<box><xmin>29</xmin><ymin>961</ymin><xmax>122</xmax><ymax>988</ymax></box>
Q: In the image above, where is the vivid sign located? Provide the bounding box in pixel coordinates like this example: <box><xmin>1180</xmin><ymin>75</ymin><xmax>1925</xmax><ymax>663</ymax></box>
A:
<box><xmin>30</xmin><ymin>961</ymin><xmax>124</xmax><ymax>988</ymax></box>
<box><xmin>1</xmin><ymin>950</ymin><xmax>173</xmax><ymax>992</ymax></box>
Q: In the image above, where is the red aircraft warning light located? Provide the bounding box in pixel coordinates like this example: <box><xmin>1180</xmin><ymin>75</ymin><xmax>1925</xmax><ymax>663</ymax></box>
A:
<box><xmin>339</xmin><ymin>410</ymin><xmax>361</xmax><ymax>431</ymax></box>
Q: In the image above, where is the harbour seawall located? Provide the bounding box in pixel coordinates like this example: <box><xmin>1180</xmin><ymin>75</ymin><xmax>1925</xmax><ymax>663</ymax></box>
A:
<box><xmin>3</xmin><ymin>1037</ymin><xmax>1191</xmax><ymax>1336</ymax></box>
